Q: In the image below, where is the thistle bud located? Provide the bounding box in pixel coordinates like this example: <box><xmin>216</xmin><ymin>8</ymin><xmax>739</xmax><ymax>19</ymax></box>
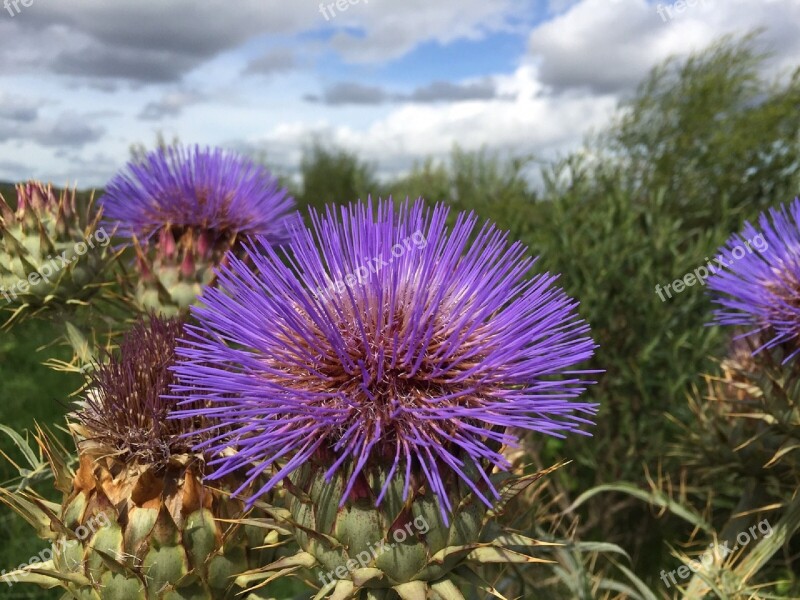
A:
<box><xmin>0</xmin><ymin>182</ymin><xmax>116</xmax><ymax>327</ymax></box>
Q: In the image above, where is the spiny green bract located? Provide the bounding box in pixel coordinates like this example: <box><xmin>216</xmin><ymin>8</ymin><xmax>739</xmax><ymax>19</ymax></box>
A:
<box><xmin>238</xmin><ymin>461</ymin><xmax>560</xmax><ymax>600</ymax></box>
<box><xmin>0</xmin><ymin>182</ymin><xmax>117</xmax><ymax>327</ymax></box>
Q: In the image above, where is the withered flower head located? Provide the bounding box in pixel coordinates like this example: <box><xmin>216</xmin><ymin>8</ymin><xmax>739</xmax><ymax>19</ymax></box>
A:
<box><xmin>74</xmin><ymin>314</ymin><xmax>206</xmax><ymax>466</ymax></box>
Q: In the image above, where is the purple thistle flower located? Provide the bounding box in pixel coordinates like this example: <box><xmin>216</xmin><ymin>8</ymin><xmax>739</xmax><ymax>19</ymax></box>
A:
<box><xmin>100</xmin><ymin>145</ymin><xmax>295</xmax><ymax>246</ymax></box>
<box><xmin>708</xmin><ymin>198</ymin><xmax>800</xmax><ymax>361</ymax></box>
<box><xmin>172</xmin><ymin>199</ymin><xmax>598</xmax><ymax>515</ymax></box>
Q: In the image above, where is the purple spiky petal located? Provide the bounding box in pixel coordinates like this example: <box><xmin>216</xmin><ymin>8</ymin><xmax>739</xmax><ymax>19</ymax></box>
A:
<box><xmin>708</xmin><ymin>198</ymin><xmax>799</xmax><ymax>361</ymax></box>
<box><xmin>99</xmin><ymin>144</ymin><xmax>295</xmax><ymax>245</ymax></box>
<box><xmin>171</xmin><ymin>199</ymin><xmax>598</xmax><ymax>515</ymax></box>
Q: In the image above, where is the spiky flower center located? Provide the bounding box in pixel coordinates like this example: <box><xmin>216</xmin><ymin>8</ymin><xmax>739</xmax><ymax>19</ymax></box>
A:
<box><xmin>134</xmin><ymin>190</ymin><xmax>237</xmax><ymax>244</ymax></box>
<box><xmin>304</xmin><ymin>298</ymin><xmax>484</xmax><ymax>453</ymax></box>
<box><xmin>750</xmin><ymin>266</ymin><xmax>800</xmax><ymax>351</ymax></box>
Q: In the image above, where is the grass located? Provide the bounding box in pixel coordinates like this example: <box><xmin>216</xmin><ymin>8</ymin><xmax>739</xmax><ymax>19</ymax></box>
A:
<box><xmin>0</xmin><ymin>319</ymin><xmax>79</xmax><ymax>599</ymax></box>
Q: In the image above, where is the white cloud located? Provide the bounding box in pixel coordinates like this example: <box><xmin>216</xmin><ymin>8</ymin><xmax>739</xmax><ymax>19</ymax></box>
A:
<box><xmin>326</xmin><ymin>0</ymin><xmax>525</xmax><ymax>63</ymax></box>
<box><xmin>528</xmin><ymin>0</ymin><xmax>800</xmax><ymax>94</ymax></box>
<box><xmin>138</xmin><ymin>90</ymin><xmax>207</xmax><ymax>121</ymax></box>
<box><xmin>228</xmin><ymin>0</ymin><xmax>800</xmax><ymax>183</ymax></box>
<box><xmin>1</xmin><ymin>0</ymin><xmax>799</xmax><ymax>187</ymax></box>
<box><xmin>236</xmin><ymin>66</ymin><xmax>618</xmax><ymax>176</ymax></box>
<box><xmin>3</xmin><ymin>1</ymin><xmax>531</xmax><ymax>81</ymax></box>
<box><xmin>0</xmin><ymin>109</ymin><xmax>104</xmax><ymax>148</ymax></box>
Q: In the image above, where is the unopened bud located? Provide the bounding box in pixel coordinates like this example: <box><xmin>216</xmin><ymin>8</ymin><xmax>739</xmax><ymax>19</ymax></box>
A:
<box><xmin>159</xmin><ymin>227</ymin><xmax>177</xmax><ymax>258</ymax></box>
<box><xmin>180</xmin><ymin>248</ymin><xmax>196</xmax><ymax>278</ymax></box>
<box><xmin>197</xmin><ymin>231</ymin><xmax>212</xmax><ymax>259</ymax></box>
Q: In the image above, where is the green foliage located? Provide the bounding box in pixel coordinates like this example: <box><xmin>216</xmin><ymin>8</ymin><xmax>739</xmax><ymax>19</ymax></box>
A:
<box><xmin>298</xmin><ymin>141</ymin><xmax>379</xmax><ymax>210</ymax></box>
<box><xmin>530</xmin><ymin>164</ymin><xmax>727</xmax><ymax>481</ymax></box>
<box><xmin>607</xmin><ymin>31</ymin><xmax>800</xmax><ymax>221</ymax></box>
<box><xmin>520</xmin><ymin>32</ymin><xmax>800</xmax><ymax>584</ymax></box>
<box><xmin>386</xmin><ymin>147</ymin><xmax>538</xmax><ymax>235</ymax></box>
<box><xmin>0</xmin><ymin>320</ymin><xmax>77</xmax><ymax>600</ymax></box>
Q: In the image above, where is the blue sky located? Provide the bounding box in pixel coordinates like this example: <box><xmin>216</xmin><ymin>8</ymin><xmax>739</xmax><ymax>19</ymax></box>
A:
<box><xmin>0</xmin><ymin>0</ymin><xmax>798</xmax><ymax>187</ymax></box>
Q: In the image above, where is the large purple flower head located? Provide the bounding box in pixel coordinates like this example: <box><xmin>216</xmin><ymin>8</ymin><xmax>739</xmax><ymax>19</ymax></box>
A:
<box><xmin>173</xmin><ymin>199</ymin><xmax>598</xmax><ymax>514</ymax></box>
<box><xmin>100</xmin><ymin>145</ymin><xmax>296</xmax><ymax>315</ymax></box>
<box><xmin>708</xmin><ymin>199</ymin><xmax>799</xmax><ymax>360</ymax></box>
<box><xmin>100</xmin><ymin>144</ymin><xmax>295</xmax><ymax>246</ymax></box>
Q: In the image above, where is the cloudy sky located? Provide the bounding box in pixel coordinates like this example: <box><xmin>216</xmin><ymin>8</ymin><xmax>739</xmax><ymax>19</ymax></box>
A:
<box><xmin>0</xmin><ymin>0</ymin><xmax>798</xmax><ymax>187</ymax></box>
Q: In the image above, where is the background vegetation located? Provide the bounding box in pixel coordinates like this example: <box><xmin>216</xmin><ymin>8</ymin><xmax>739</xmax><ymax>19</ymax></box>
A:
<box><xmin>2</xmin><ymin>33</ymin><xmax>799</xmax><ymax>598</ymax></box>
